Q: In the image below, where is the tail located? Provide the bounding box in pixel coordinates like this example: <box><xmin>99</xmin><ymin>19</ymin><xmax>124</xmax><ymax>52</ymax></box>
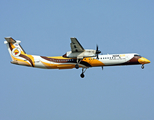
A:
<box><xmin>4</xmin><ymin>37</ymin><xmax>35</xmax><ymax>67</ymax></box>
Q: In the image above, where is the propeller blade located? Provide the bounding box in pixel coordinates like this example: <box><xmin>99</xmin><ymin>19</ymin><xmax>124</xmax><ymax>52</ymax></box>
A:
<box><xmin>96</xmin><ymin>45</ymin><xmax>101</xmax><ymax>59</ymax></box>
<box><xmin>96</xmin><ymin>45</ymin><xmax>101</xmax><ymax>54</ymax></box>
<box><xmin>97</xmin><ymin>54</ymin><xmax>99</xmax><ymax>59</ymax></box>
<box><xmin>96</xmin><ymin>45</ymin><xmax>98</xmax><ymax>51</ymax></box>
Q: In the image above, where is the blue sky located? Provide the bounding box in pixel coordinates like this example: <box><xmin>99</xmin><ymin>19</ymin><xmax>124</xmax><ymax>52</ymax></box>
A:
<box><xmin>1</xmin><ymin>0</ymin><xmax>154</xmax><ymax>120</ymax></box>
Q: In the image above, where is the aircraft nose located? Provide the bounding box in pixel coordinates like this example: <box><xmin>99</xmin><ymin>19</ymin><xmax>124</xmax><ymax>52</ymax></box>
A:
<box><xmin>138</xmin><ymin>57</ymin><xmax>151</xmax><ymax>64</ymax></box>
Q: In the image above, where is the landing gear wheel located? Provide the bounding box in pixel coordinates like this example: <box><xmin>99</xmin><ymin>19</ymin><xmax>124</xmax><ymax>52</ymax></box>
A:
<box><xmin>141</xmin><ymin>64</ymin><xmax>144</xmax><ymax>69</ymax></box>
<box><xmin>80</xmin><ymin>68</ymin><xmax>87</xmax><ymax>78</ymax></box>
<box><xmin>80</xmin><ymin>73</ymin><xmax>85</xmax><ymax>78</ymax></box>
<box><xmin>75</xmin><ymin>64</ymin><xmax>79</xmax><ymax>69</ymax></box>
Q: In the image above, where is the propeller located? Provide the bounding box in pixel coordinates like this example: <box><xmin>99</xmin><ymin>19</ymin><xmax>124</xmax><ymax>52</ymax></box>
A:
<box><xmin>96</xmin><ymin>45</ymin><xmax>101</xmax><ymax>59</ymax></box>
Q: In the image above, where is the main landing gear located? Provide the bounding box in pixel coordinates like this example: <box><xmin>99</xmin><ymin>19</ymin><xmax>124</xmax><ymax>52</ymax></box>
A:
<box><xmin>141</xmin><ymin>64</ymin><xmax>144</xmax><ymax>69</ymax></box>
<box><xmin>75</xmin><ymin>59</ymin><xmax>81</xmax><ymax>69</ymax></box>
<box><xmin>80</xmin><ymin>68</ymin><xmax>87</xmax><ymax>78</ymax></box>
<box><xmin>75</xmin><ymin>59</ymin><xmax>87</xmax><ymax>78</ymax></box>
<box><xmin>75</xmin><ymin>64</ymin><xmax>79</xmax><ymax>69</ymax></box>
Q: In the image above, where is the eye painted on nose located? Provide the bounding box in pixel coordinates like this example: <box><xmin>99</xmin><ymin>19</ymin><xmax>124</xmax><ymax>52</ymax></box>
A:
<box><xmin>138</xmin><ymin>57</ymin><xmax>151</xmax><ymax>64</ymax></box>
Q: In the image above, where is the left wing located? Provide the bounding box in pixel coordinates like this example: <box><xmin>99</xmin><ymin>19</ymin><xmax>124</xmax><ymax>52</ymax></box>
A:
<box><xmin>70</xmin><ymin>38</ymin><xmax>84</xmax><ymax>53</ymax></box>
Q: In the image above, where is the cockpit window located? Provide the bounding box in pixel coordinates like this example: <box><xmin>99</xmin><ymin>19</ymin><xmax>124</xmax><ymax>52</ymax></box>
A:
<box><xmin>134</xmin><ymin>54</ymin><xmax>141</xmax><ymax>57</ymax></box>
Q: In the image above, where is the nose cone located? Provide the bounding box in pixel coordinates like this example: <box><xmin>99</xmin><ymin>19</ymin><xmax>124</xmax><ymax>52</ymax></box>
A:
<box><xmin>138</xmin><ymin>57</ymin><xmax>151</xmax><ymax>64</ymax></box>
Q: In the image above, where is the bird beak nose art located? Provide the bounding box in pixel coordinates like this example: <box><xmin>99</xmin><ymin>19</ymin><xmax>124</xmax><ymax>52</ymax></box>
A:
<box><xmin>138</xmin><ymin>57</ymin><xmax>151</xmax><ymax>64</ymax></box>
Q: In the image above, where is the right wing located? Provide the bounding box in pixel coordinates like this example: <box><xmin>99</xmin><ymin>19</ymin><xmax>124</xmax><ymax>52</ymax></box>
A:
<box><xmin>70</xmin><ymin>38</ymin><xmax>84</xmax><ymax>52</ymax></box>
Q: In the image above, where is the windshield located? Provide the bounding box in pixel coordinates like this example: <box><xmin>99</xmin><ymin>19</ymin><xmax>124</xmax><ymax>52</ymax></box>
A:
<box><xmin>134</xmin><ymin>54</ymin><xmax>142</xmax><ymax>57</ymax></box>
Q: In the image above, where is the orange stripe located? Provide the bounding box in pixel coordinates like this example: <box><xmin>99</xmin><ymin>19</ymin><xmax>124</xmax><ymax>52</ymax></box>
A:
<box><xmin>83</xmin><ymin>57</ymin><xmax>105</xmax><ymax>67</ymax></box>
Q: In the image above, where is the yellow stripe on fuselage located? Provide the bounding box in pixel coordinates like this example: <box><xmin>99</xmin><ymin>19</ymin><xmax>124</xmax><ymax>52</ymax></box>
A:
<box><xmin>40</xmin><ymin>56</ymin><xmax>105</xmax><ymax>69</ymax></box>
<box><xmin>47</xmin><ymin>56</ymin><xmax>72</xmax><ymax>59</ymax></box>
<box><xmin>56</xmin><ymin>64</ymin><xmax>75</xmax><ymax>69</ymax></box>
<box><xmin>40</xmin><ymin>60</ymin><xmax>75</xmax><ymax>69</ymax></box>
<box><xmin>45</xmin><ymin>56</ymin><xmax>105</xmax><ymax>67</ymax></box>
<box><xmin>26</xmin><ymin>54</ymin><xmax>35</xmax><ymax>67</ymax></box>
<box><xmin>82</xmin><ymin>57</ymin><xmax>105</xmax><ymax>67</ymax></box>
<box><xmin>40</xmin><ymin>60</ymin><xmax>53</xmax><ymax>69</ymax></box>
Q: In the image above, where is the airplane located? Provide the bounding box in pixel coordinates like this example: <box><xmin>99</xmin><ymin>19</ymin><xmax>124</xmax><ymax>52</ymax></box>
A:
<box><xmin>4</xmin><ymin>37</ymin><xmax>150</xmax><ymax>78</ymax></box>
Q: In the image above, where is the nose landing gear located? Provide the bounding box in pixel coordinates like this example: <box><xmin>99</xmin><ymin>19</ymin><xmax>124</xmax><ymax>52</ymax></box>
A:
<box><xmin>80</xmin><ymin>68</ymin><xmax>87</xmax><ymax>78</ymax></box>
<box><xmin>141</xmin><ymin>64</ymin><xmax>144</xmax><ymax>69</ymax></box>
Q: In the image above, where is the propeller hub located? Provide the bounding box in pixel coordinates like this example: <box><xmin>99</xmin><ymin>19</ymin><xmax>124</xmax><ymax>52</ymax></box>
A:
<box><xmin>96</xmin><ymin>50</ymin><xmax>101</xmax><ymax>54</ymax></box>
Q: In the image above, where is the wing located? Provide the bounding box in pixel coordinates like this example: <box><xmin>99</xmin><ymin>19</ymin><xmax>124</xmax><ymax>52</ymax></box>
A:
<box><xmin>70</xmin><ymin>38</ymin><xmax>84</xmax><ymax>52</ymax></box>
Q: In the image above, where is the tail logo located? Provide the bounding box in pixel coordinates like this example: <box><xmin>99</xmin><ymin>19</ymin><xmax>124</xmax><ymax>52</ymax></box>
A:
<box><xmin>12</xmin><ymin>48</ymin><xmax>21</xmax><ymax>57</ymax></box>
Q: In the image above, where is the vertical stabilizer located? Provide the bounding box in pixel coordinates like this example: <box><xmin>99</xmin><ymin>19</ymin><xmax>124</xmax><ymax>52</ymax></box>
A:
<box><xmin>4</xmin><ymin>37</ymin><xmax>35</xmax><ymax>67</ymax></box>
<box><xmin>4</xmin><ymin>37</ymin><xmax>26</xmax><ymax>60</ymax></box>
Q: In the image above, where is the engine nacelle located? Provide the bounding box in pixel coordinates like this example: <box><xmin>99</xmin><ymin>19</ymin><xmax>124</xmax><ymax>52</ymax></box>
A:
<box><xmin>63</xmin><ymin>49</ymin><xmax>96</xmax><ymax>58</ymax></box>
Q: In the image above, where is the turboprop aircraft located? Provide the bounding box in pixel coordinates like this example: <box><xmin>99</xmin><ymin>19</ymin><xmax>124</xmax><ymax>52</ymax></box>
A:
<box><xmin>4</xmin><ymin>37</ymin><xmax>150</xmax><ymax>78</ymax></box>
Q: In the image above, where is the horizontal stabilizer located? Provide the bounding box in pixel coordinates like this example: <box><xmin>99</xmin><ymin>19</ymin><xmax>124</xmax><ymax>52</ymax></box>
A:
<box><xmin>5</xmin><ymin>37</ymin><xmax>16</xmax><ymax>43</ymax></box>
